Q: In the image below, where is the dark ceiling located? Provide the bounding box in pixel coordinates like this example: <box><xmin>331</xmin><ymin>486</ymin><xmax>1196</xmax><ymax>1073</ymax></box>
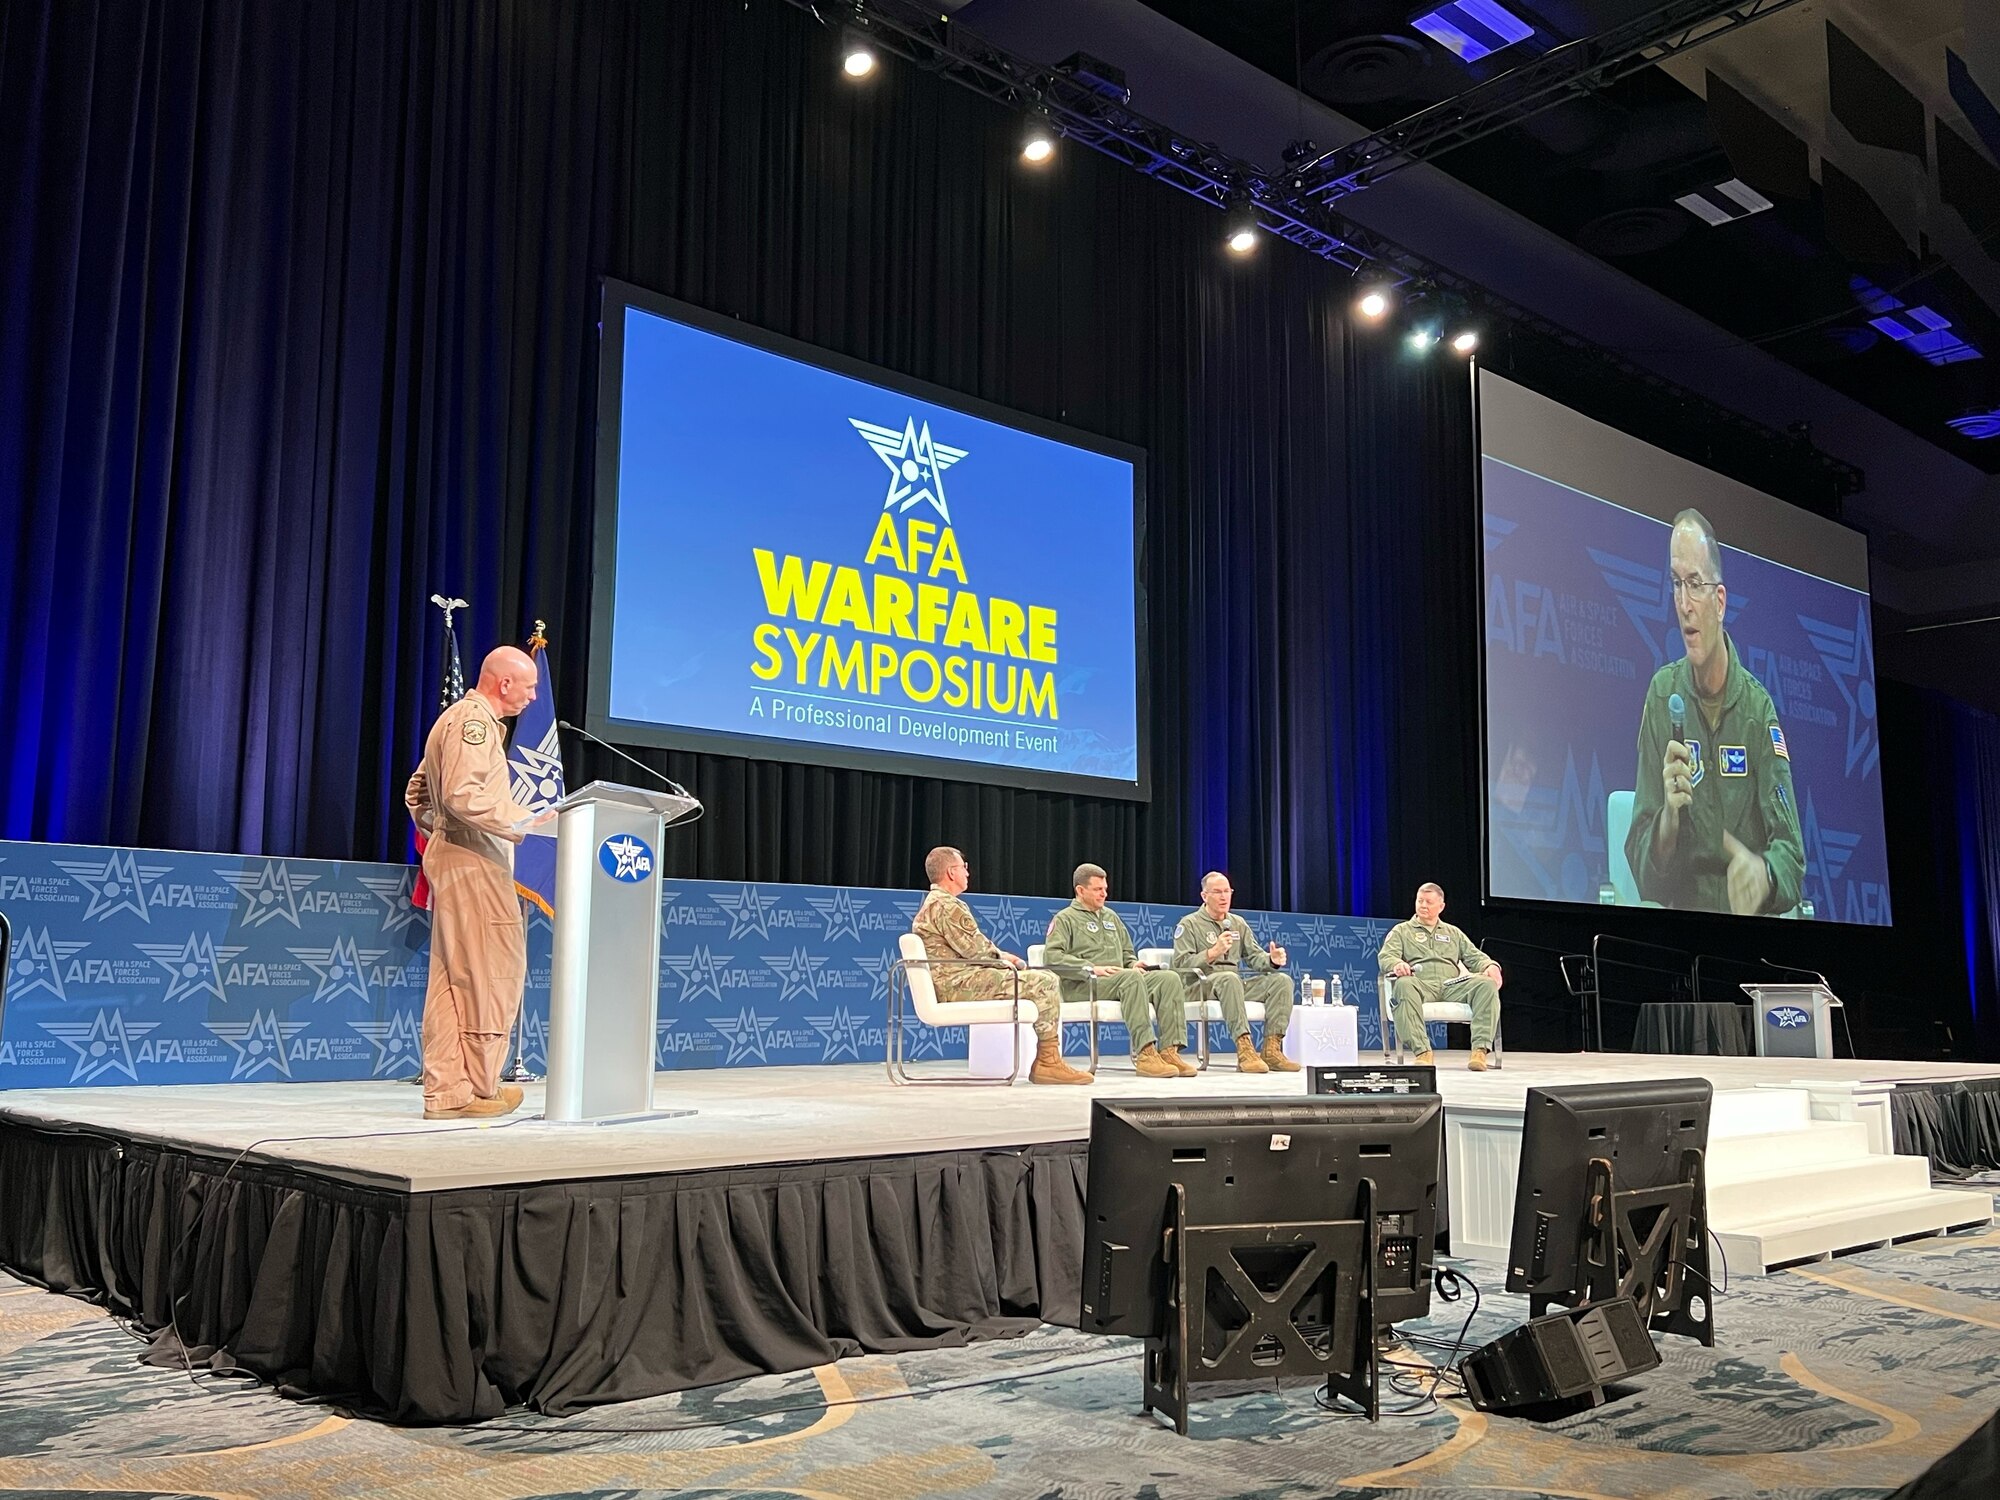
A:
<box><xmin>1136</xmin><ymin>0</ymin><xmax>2000</xmax><ymax>474</ymax></box>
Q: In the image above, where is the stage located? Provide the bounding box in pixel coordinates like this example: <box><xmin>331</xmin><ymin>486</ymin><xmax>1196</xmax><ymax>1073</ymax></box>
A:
<box><xmin>2</xmin><ymin>1048</ymin><xmax>1998</xmax><ymax>1422</ymax></box>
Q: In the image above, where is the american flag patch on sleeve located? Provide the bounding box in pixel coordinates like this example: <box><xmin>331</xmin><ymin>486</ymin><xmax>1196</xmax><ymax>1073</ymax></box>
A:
<box><xmin>1769</xmin><ymin>723</ymin><xmax>1789</xmax><ymax>760</ymax></box>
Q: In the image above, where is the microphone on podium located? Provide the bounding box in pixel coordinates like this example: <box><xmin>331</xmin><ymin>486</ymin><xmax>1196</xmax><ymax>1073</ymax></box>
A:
<box><xmin>556</xmin><ymin>720</ymin><xmax>695</xmax><ymax>800</ymax></box>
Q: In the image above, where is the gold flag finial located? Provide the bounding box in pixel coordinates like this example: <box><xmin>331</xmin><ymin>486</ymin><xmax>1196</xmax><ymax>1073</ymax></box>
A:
<box><xmin>527</xmin><ymin>619</ymin><xmax>548</xmax><ymax>652</ymax></box>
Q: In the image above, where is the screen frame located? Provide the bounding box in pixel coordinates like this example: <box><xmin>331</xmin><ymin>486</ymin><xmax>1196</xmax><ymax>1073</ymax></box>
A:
<box><xmin>587</xmin><ymin>278</ymin><xmax>1152</xmax><ymax>801</ymax></box>
<box><xmin>1470</xmin><ymin>361</ymin><xmax>1883</xmax><ymax>927</ymax></box>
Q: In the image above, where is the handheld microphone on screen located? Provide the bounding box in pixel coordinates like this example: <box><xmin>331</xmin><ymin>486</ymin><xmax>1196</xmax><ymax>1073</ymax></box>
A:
<box><xmin>556</xmin><ymin>720</ymin><xmax>696</xmax><ymax>801</ymax></box>
<box><xmin>1668</xmin><ymin>692</ymin><xmax>1686</xmax><ymax>747</ymax></box>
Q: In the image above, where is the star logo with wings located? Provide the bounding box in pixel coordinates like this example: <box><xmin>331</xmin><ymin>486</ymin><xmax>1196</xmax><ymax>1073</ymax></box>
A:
<box><xmin>764</xmin><ymin>947</ymin><xmax>827</xmax><ymax>1003</ymax></box>
<box><xmin>349</xmin><ymin>1011</ymin><xmax>423</xmax><ymax>1077</ymax></box>
<box><xmin>663</xmin><ymin>945</ymin><xmax>733</xmax><ymax>1005</ymax></box>
<box><xmin>41</xmin><ymin>1008</ymin><xmax>158</xmax><ymax>1084</ymax></box>
<box><xmin>290</xmin><ymin>936</ymin><xmax>389</xmax><ymax>1004</ymax></box>
<box><xmin>9</xmin><ymin>928</ymin><xmax>89</xmax><ymax>1002</ymax></box>
<box><xmin>711</xmin><ymin>885</ymin><xmax>780</xmax><ymax>939</ymax></box>
<box><xmin>850</xmin><ymin>416</ymin><xmax>967</xmax><ymax>522</ymax></box>
<box><xmin>206</xmin><ymin>1011</ymin><xmax>312</xmax><ymax>1080</ymax></box>
<box><xmin>136</xmin><ymin>934</ymin><xmax>246</xmax><ymax>1004</ymax></box>
<box><xmin>357</xmin><ymin>870</ymin><xmax>429</xmax><ymax>934</ymax></box>
<box><xmin>222</xmin><ymin>861</ymin><xmax>319</xmax><ymax>928</ymax></box>
<box><xmin>508</xmin><ymin>719</ymin><xmax>566</xmax><ymax>818</ymax></box>
<box><xmin>1798</xmin><ymin>600</ymin><xmax>1879</xmax><ymax>779</ymax></box>
<box><xmin>804</xmin><ymin>889</ymin><xmax>870</xmax><ymax>942</ymax></box>
<box><xmin>53</xmin><ymin>851</ymin><xmax>173</xmax><ymax>923</ymax></box>
<box><xmin>808</xmin><ymin>1006</ymin><xmax>873</xmax><ymax>1063</ymax></box>
<box><xmin>708</xmin><ymin>1007</ymin><xmax>775</xmax><ymax>1066</ymax></box>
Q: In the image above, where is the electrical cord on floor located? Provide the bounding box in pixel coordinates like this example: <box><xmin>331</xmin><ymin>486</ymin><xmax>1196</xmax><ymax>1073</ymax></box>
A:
<box><xmin>1315</xmin><ymin>1266</ymin><xmax>1483</xmax><ymax>1419</ymax></box>
<box><xmin>450</xmin><ymin>1348</ymin><xmax>1140</xmax><ymax>1434</ymax></box>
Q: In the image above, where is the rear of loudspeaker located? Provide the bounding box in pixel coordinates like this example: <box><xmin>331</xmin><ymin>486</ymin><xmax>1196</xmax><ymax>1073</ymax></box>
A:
<box><xmin>1461</xmin><ymin>1297</ymin><xmax>1660</xmax><ymax>1412</ymax></box>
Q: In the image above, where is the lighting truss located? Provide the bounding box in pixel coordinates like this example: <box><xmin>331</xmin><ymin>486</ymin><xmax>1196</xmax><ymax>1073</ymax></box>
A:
<box><xmin>786</xmin><ymin>0</ymin><xmax>1863</xmax><ymax>498</ymax></box>
<box><xmin>1300</xmin><ymin>0</ymin><xmax>1812</xmax><ymax>202</ymax></box>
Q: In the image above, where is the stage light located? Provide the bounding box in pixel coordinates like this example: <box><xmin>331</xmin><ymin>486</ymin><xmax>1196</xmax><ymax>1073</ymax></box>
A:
<box><xmin>1223</xmin><ymin>197</ymin><xmax>1259</xmax><ymax>255</ymax></box>
<box><xmin>1408</xmin><ymin>326</ymin><xmax>1441</xmax><ymax>352</ymax></box>
<box><xmin>1357</xmin><ymin>289</ymin><xmax>1391</xmax><ymax>319</ymax></box>
<box><xmin>841</xmin><ymin>30</ymin><xmax>876</xmax><ymax>79</ymax></box>
<box><xmin>1452</xmin><ymin>329</ymin><xmax>1479</xmax><ymax>354</ymax></box>
<box><xmin>1021</xmin><ymin>121</ymin><xmax>1056</xmax><ymax>165</ymax></box>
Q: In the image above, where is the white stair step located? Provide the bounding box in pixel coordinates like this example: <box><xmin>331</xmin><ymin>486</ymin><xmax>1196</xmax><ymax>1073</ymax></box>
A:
<box><xmin>1708</xmin><ymin>1156</ymin><xmax>1935</xmax><ymax>1222</ymax></box>
<box><xmin>1709</xmin><ymin>1087</ymin><xmax>1813</xmax><ymax>1138</ymax></box>
<box><xmin>1706</xmin><ymin>1122</ymin><xmax>1874</xmax><ymax>1178</ymax></box>
<box><xmin>1714</xmin><ymin>1192</ymin><xmax>1993</xmax><ymax>1273</ymax></box>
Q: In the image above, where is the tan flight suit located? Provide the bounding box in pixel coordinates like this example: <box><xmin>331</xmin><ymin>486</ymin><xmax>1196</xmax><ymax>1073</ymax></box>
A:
<box><xmin>912</xmin><ymin>885</ymin><xmax>1061</xmax><ymax>1037</ymax></box>
<box><xmin>406</xmin><ymin>693</ymin><xmax>534</xmax><ymax>1112</ymax></box>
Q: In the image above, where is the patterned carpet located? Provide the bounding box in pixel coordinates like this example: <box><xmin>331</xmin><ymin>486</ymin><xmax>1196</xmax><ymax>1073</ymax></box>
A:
<box><xmin>3</xmin><ymin>1202</ymin><xmax>1998</xmax><ymax>1500</ymax></box>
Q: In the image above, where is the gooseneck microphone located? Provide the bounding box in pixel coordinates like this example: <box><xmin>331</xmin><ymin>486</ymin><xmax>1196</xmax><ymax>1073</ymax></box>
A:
<box><xmin>557</xmin><ymin>720</ymin><xmax>696</xmax><ymax>801</ymax></box>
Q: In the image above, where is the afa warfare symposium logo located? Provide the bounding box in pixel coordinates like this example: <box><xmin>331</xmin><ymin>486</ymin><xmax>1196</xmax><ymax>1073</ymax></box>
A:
<box><xmin>850</xmin><ymin>417</ymin><xmax>968</xmax><ymax>522</ymax></box>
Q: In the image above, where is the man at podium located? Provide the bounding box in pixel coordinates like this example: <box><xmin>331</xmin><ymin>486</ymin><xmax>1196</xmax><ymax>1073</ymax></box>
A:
<box><xmin>405</xmin><ymin>645</ymin><xmax>551</xmax><ymax>1119</ymax></box>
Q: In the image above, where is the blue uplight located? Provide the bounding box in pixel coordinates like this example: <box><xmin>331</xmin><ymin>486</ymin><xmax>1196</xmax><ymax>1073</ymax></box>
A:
<box><xmin>1413</xmin><ymin>1</ymin><xmax>1535</xmax><ymax>64</ymax></box>
<box><xmin>1946</xmin><ymin>407</ymin><xmax>2000</xmax><ymax>440</ymax></box>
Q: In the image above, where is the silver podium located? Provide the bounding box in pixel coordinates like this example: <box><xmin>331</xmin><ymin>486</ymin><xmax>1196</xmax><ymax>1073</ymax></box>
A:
<box><xmin>544</xmin><ymin>779</ymin><xmax>702</xmax><ymax>1124</ymax></box>
<box><xmin>1741</xmin><ymin>982</ymin><xmax>1842</xmax><ymax>1060</ymax></box>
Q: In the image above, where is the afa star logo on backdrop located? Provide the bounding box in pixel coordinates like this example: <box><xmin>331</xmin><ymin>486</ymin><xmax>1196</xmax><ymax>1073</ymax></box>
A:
<box><xmin>711</xmin><ymin>885</ymin><xmax>781</xmax><ymax>939</ymax></box>
<box><xmin>1798</xmin><ymin>601</ymin><xmax>1880</xmax><ymax>779</ymax></box>
<box><xmin>849</xmin><ymin>416</ymin><xmax>968</xmax><ymax>522</ymax></box>
<box><xmin>356</xmin><ymin>871</ymin><xmax>428</xmax><ymax>934</ymax></box>
<box><xmin>223</xmin><ymin>861</ymin><xmax>319</xmax><ymax>928</ymax></box>
<box><xmin>9</xmin><ymin>928</ymin><xmax>89</xmax><ymax>1002</ymax></box>
<box><xmin>663</xmin><ymin>945</ymin><xmax>733</xmax><ymax>1004</ymax></box>
<box><xmin>290</xmin><ymin>937</ymin><xmax>389</xmax><ymax>1004</ymax></box>
<box><xmin>41</xmin><ymin>1009</ymin><xmax>158</xmax><ymax>1084</ymax></box>
<box><xmin>1589</xmin><ymin>549</ymin><xmax>1674</xmax><ymax>671</ymax></box>
<box><xmin>804</xmin><ymin>889</ymin><xmax>870</xmax><ymax>942</ymax></box>
<box><xmin>52</xmin><ymin>851</ymin><xmax>174</xmax><ymax>923</ymax></box>
<box><xmin>765</xmin><ymin>948</ymin><xmax>826</xmax><ymax>1003</ymax></box>
<box><xmin>1295</xmin><ymin>916</ymin><xmax>1346</xmax><ymax>959</ymax></box>
<box><xmin>135</xmin><ymin>935</ymin><xmax>245</xmax><ymax>1004</ymax></box>
<box><xmin>978</xmin><ymin>896</ymin><xmax>1043</xmax><ymax>949</ymax></box>
<box><xmin>507</xmin><ymin>720</ymin><xmax>566</xmax><ymax>815</ymax></box>
<box><xmin>709</xmin><ymin>1008</ymin><xmax>775</xmax><ymax>1065</ymax></box>
<box><xmin>349</xmin><ymin>1012</ymin><xmax>423</xmax><ymax>1077</ymax></box>
<box><xmin>808</xmin><ymin>1007</ymin><xmax>873</xmax><ymax>1063</ymax></box>
<box><xmin>517</xmin><ymin>1008</ymin><xmax>550</xmax><ymax>1072</ymax></box>
<box><xmin>206</xmin><ymin>1011</ymin><xmax>312</xmax><ymax>1080</ymax></box>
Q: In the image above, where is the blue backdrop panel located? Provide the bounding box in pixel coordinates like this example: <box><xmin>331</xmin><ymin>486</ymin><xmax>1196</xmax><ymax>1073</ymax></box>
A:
<box><xmin>0</xmin><ymin>839</ymin><xmax>1421</xmax><ymax>1088</ymax></box>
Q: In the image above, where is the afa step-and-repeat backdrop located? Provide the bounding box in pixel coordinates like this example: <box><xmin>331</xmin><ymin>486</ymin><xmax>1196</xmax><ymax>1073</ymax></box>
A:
<box><xmin>0</xmin><ymin>839</ymin><xmax>1415</xmax><ymax>1088</ymax></box>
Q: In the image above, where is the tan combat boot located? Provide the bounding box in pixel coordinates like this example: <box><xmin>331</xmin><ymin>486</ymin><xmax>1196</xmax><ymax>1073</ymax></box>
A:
<box><xmin>1029</xmin><ymin>1036</ymin><xmax>1093</xmax><ymax>1085</ymax></box>
<box><xmin>1132</xmin><ymin>1043</ymin><xmax>1180</xmax><ymax>1079</ymax></box>
<box><xmin>1161</xmin><ymin>1045</ymin><xmax>1199</xmax><ymax>1077</ymax></box>
<box><xmin>424</xmin><ymin>1092</ymin><xmax>519</xmax><ymax>1121</ymax></box>
<box><xmin>1468</xmin><ymin>1047</ymin><xmax>1490</xmax><ymax>1072</ymax></box>
<box><xmin>1234</xmin><ymin>1034</ymin><xmax>1269</xmax><ymax>1073</ymax></box>
<box><xmin>1260</xmin><ymin>1032</ymin><xmax>1302</xmax><ymax>1073</ymax></box>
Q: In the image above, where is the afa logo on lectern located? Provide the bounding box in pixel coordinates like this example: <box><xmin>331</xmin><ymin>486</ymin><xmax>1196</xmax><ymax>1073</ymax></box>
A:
<box><xmin>598</xmin><ymin>834</ymin><xmax>654</xmax><ymax>882</ymax></box>
<box><xmin>1769</xmin><ymin>1006</ymin><xmax>1811</xmax><ymax>1029</ymax></box>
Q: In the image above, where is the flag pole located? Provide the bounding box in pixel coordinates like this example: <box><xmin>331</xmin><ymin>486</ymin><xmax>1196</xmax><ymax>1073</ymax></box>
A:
<box><xmin>502</xmin><ymin>618</ymin><xmax>555</xmax><ymax>1086</ymax></box>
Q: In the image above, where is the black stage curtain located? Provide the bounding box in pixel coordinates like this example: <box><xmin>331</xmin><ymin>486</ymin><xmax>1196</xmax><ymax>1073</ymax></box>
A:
<box><xmin>0</xmin><ymin>1117</ymin><xmax>1088</xmax><ymax>1422</ymax></box>
<box><xmin>1891</xmin><ymin>1079</ymin><xmax>2000</xmax><ymax>1178</ymax></box>
<box><xmin>0</xmin><ymin>0</ymin><xmax>1461</xmax><ymax>922</ymax></box>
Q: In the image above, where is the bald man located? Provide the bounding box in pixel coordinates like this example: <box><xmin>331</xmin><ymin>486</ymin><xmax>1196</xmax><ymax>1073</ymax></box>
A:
<box><xmin>406</xmin><ymin>645</ymin><xmax>550</xmax><ymax>1119</ymax></box>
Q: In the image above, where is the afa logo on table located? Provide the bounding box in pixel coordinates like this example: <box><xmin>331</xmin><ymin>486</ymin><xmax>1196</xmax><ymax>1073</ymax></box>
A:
<box><xmin>598</xmin><ymin>834</ymin><xmax>655</xmax><ymax>883</ymax></box>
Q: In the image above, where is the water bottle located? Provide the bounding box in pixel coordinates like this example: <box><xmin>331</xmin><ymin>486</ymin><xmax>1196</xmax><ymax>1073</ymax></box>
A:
<box><xmin>1328</xmin><ymin>973</ymin><xmax>1345</xmax><ymax>1008</ymax></box>
<box><xmin>1299</xmin><ymin>970</ymin><xmax>1315</xmax><ymax>1005</ymax></box>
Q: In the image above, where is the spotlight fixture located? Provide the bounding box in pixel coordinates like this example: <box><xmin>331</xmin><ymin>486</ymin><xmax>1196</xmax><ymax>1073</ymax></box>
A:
<box><xmin>1451</xmin><ymin>329</ymin><xmax>1479</xmax><ymax>354</ymax></box>
<box><xmin>841</xmin><ymin>28</ymin><xmax>876</xmax><ymax>79</ymax></box>
<box><xmin>1408</xmin><ymin>326</ymin><xmax>1441</xmax><ymax>352</ymax></box>
<box><xmin>1223</xmin><ymin>195</ymin><xmax>1259</xmax><ymax>255</ymax></box>
<box><xmin>1021</xmin><ymin>118</ymin><xmax>1056</xmax><ymax>165</ymax></box>
<box><xmin>1357</xmin><ymin>289</ymin><xmax>1392</xmax><ymax>320</ymax></box>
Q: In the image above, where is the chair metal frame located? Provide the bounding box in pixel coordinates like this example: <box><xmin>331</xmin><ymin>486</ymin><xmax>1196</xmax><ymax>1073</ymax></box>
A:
<box><xmin>1377</xmin><ymin>972</ymin><xmax>1504</xmax><ymax>1069</ymax></box>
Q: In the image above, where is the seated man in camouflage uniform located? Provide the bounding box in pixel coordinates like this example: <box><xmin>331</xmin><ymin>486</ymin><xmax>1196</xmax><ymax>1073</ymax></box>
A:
<box><xmin>1171</xmin><ymin>871</ymin><xmax>1298</xmax><ymax>1074</ymax></box>
<box><xmin>1376</xmin><ymin>882</ymin><xmax>1501</xmax><ymax>1071</ymax></box>
<box><xmin>1043</xmin><ymin>862</ymin><xmax>1195</xmax><ymax>1079</ymax></box>
<box><xmin>912</xmin><ymin>846</ymin><xmax>1092</xmax><ymax>1086</ymax></box>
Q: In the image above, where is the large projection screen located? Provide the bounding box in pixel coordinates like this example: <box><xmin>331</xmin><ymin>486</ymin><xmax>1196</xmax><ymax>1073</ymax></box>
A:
<box><xmin>1477</xmin><ymin>368</ymin><xmax>1890</xmax><ymax>925</ymax></box>
<box><xmin>588</xmin><ymin>282</ymin><xmax>1148</xmax><ymax>799</ymax></box>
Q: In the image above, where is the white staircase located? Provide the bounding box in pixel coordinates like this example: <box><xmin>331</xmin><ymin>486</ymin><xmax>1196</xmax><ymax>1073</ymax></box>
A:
<box><xmin>1705</xmin><ymin>1087</ymin><xmax>1993</xmax><ymax>1274</ymax></box>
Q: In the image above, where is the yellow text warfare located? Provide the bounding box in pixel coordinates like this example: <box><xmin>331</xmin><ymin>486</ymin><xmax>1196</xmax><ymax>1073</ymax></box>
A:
<box><xmin>751</xmin><ymin>514</ymin><xmax>1059</xmax><ymax>719</ymax></box>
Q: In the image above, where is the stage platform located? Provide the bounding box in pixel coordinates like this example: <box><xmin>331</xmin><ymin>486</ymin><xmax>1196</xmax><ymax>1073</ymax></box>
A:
<box><xmin>2</xmin><ymin>1048</ymin><xmax>1997</xmax><ymax>1424</ymax></box>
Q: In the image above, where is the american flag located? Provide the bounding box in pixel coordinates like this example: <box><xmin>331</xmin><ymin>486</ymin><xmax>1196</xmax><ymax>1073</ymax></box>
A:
<box><xmin>1769</xmin><ymin>723</ymin><xmax>1789</xmax><ymax>761</ymax></box>
<box><xmin>414</xmin><ymin>595</ymin><xmax>471</xmax><ymax>910</ymax></box>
